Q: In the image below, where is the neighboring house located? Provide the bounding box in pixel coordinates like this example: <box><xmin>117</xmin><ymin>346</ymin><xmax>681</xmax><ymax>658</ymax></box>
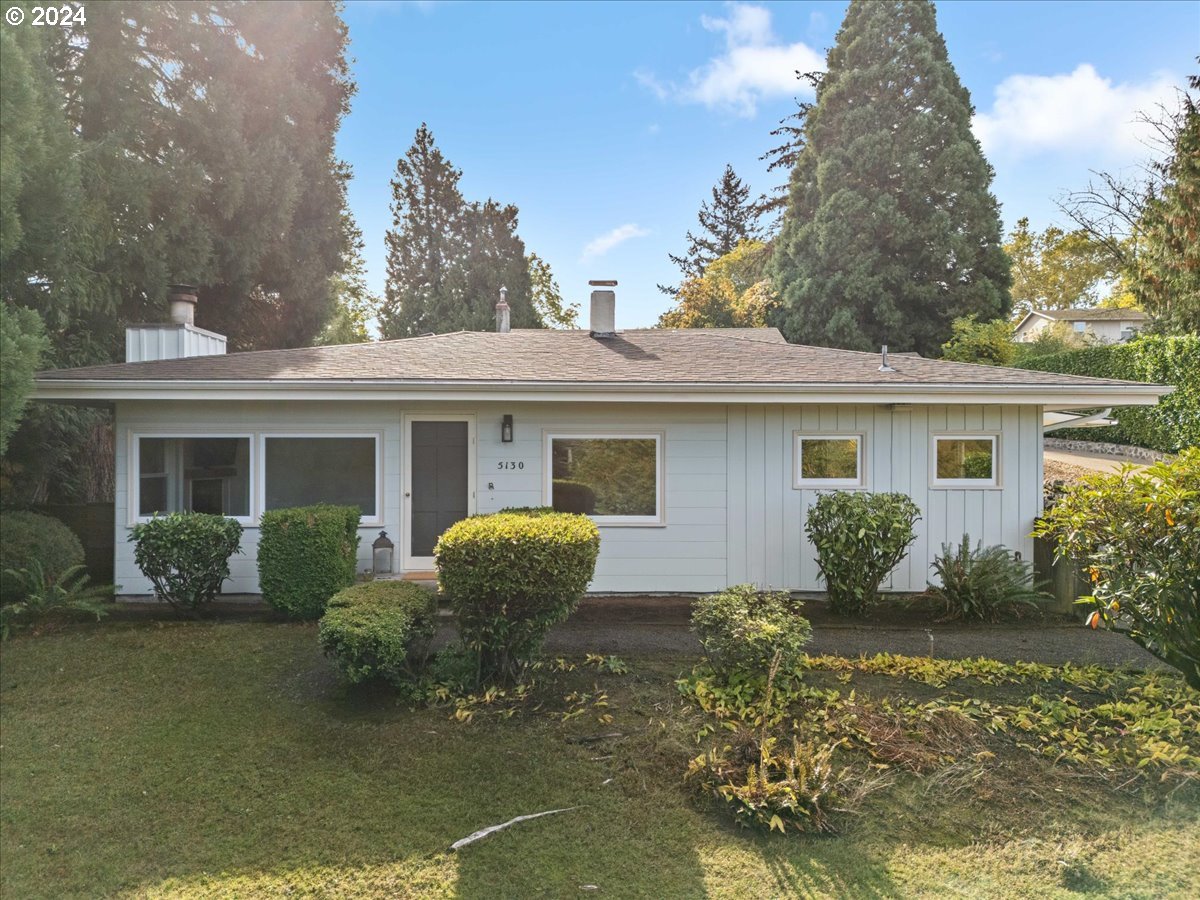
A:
<box><xmin>33</xmin><ymin>284</ymin><xmax>1169</xmax><ymax>597</ymax></box>
<box><xmin>1013</xmin><ymin>308</ymin><xmax>1148</xmax><ymax>344</ymax></box>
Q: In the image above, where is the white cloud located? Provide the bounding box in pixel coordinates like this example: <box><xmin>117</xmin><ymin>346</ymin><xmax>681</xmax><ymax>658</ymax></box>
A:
<box><xmin>581</xmin><ymin>224</ymin><xmax>650</xmax><ymax>261</ymax></box>
<box><xmin>973</xmin><ymin>64</ymin><xmax>1180</xmax><ymax>160</ymax></box>
<box><xmin>638</xmin><ymin>3</ymin><xmax>823</xmax><ymax>117</ymax></box>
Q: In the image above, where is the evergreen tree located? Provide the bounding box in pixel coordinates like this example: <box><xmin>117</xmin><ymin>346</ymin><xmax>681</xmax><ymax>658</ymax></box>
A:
<box><xmin>528</xmin><ymin>254</ymin><xmax>580</xmax><ymax>328</ymax></box>
<box><xmin>380</xmin><ymin>124</ymin><xmax>467</xmax><ymax>338</ymax></box>
<box><xmin>1133</xmin><ymin>80</ymin><xmax>1199</xmax><ymax>334</ymax></box>
<box><xmin>315</xmin><ymin>219</ymin><xmax>380</xmax><ymax>346</ymax></box>
<box><xmin>770</xmin><ymin>1</ymin><xmax>1011</xmax><ymax>356</ymax></box>
<box><xmin>382</xmin><ymin>127</ymin><xmax>542</xmax><ymax>336</ymax></box>
<box><xmin>759</xmin><ymin>70</ymin><xmax>822</xmax><ymax>224</ymax></box>
<box><xmin>659</xmin><ymin>165</ymin><xmax>762</xmax><ymax>295</ymax></box>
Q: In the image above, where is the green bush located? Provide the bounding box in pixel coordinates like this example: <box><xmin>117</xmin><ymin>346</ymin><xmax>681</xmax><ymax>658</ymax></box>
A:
<box><xmin>926</xmin><ymin>535</ymin><xmax>1047</xmax><ymax>622</ymax></box>
<box><xmin>258</xmin><ymin>505</ymin><xmax>361</xmax><ymax>620</ymax></box>
<box><xmin>550</xmin><ymin>480</ymin><xmax>596</xmax><ymax>515</ymax></box>
<box><xmin>0</xmin><ymin>563</ymin><xmax>112</xmax><ymax>638</ymax></box>
<box><xmin>435</xmin><ymin>510</ymin><xmax>600</xmax><ymax>683</ymax></box>
<box><xmin>497</xmin><ymin>506</ymin><xmax>555</xmax><ymax>516</ymax></box>
<box><xmin>318</xmin><ymin>581</ymin><xmax>437</xmax><ymax>687</ymax></box>
<box><xmin>692</xmin><ymin>585</ymin><xmax>812</xmax><ymax>679</ymax></box>
<box><xmin>0</xmin><ymin>511</ymin><xmax>85</xmax><ymax>605</ymax></box>
<box><xmin>1018</xmin><ymin>334</ymin><xmax>1199</xmax><ymax>452</ymax></box>
<box><xmin>1034</xmin><ymin>449</ymin><xmax>1199</xmax><ymax>689</ymax></box>
<box><xmin>130</xmin><ymin>513</ymin><xmax>243</xmax><ymax>612</ymax></box>
<box><xmin>805</xmin><ymin>492</ymin><xmax>921</xmax><ymax>616</ymax></box>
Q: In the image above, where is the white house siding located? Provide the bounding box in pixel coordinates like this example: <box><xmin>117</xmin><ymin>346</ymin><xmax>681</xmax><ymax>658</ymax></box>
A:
<box><xmin>726</xmin><ymin>403</ymin><xmax>1043</xmax><ymax>593</ymax></box>
<box><xmin>113</xmin><ymin>399</ymin><xmax>1042</xmax><ymax>597</ymax></box>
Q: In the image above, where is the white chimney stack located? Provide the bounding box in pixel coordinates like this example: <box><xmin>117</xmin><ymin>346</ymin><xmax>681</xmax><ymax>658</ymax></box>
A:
<box><xmin>125</xmin><ymin>283</ymin><xmax>227</xmax><ymax>363</ymax></box>
<box><xmin>588</xmin><ymin>279</ymin><xmax>617</xmax><ymax>338</ymax></box>
<box><xmin>495</xmin><ymin>285</ymin><xmax>511</xmax><ymax>333</ymax></box>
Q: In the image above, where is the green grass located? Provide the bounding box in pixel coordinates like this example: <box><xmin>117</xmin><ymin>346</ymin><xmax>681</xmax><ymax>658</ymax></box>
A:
<box><xmin>1</xmin><ymin>622</ymin><xmax>1197</xmax><ymax>898</ymax></box>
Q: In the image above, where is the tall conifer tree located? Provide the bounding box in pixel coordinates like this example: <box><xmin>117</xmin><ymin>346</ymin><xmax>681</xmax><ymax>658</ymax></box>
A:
<box><xmin>770</xmin><ymin>1</ymin><xmax>1011</xmax><ymax>355</ymax></box>
<box><xmin>660</xmin><ymin>165</ymin><xmax>761</xmax><ymax>295</ymax></box>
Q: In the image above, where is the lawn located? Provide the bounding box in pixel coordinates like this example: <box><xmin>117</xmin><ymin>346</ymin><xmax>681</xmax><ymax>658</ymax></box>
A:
<box><xmin>2</xmin><ymin>621</ymin><xmax>1197</xmax><ymax>899</ymax></box>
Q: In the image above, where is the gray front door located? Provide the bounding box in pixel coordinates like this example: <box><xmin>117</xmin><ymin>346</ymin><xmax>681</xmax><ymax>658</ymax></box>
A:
<box><xmin>408</xmin><ymin>420</ymin><xmax>470</xmax><ymax>563</ymax></box>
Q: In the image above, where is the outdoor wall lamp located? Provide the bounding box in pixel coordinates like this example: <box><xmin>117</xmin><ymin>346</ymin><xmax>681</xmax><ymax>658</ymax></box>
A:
<box><xmin>501</xmin><ymin>414</ymin><xmax>514</xmax><ymax>443</ymax></box>
<box><xmin>372</xmin><ymin>530</ymin><xmax>394</xmax><ymax>575</ymax></box>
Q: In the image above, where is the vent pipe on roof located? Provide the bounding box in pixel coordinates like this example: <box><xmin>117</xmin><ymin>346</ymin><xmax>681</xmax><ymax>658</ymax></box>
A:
<box><xmin>495</xmin><ymin>285</ymin><xmax>511</xmax><ymax>333</ymax></box>
<box><xmin>589</xmin><ymin>279</ymin><xmax>617</xmax><ymax>338</ymax></box>
<box><xmin>878</xmin><ymin>344</ymin><xmax>895</xmax><ymax>373</ymax></box>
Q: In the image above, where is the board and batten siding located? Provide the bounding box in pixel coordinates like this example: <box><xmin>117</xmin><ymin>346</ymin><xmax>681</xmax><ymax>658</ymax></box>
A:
<box><xmin>112</xmin><ymin>399</ymin><xmax>1042</xmax><ymax>597</ymax></box>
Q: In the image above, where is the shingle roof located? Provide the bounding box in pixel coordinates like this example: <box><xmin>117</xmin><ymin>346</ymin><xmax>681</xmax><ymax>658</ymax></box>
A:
<box><xmin>1036</xmin><ymin>308</ymin><xmax>1149</xmax><ymax>322</ymax></box>
<box><xmin>37</xmin><ymin>326</ymin><xmax>1143</xmax><ymax>388</ymax></box>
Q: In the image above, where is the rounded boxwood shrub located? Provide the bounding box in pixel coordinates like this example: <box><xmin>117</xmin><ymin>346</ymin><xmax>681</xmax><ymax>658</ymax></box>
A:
<box><xmin>435</xmin><ymin>510</ymin><xmax>600</xmax><ymax>682</ymax></box>
<box><xmin>692</xmin><ymin>584</ymin><xmax>812</xmax><ymax>679</ymax></box>
<box><xmin>805</xmin><ymin>491</ymin><xmax>921</xmax><ymax>616</ymax></box>
<box><xmin>0</xmin><ymin>511</ymin><xmax>85</xmax><ymax>605</ymax></box>
<box><xmin>550</xmin><ymin>480</ymin><xmax>596</xmax><ymax>515</ymax></box>
<box><xmin>318</xmin><ymin>581</ymin><xmax>437</xmax><ymax>687</ymax></box>
<box><xmin>258</xmin><ymin>505</ymin><xmax>361</xmax><ymax>620</ymax></box>
<box><xmin>130</xmin><ymin>512</ymin><xmax>244</xmax><ymax>612</ymax></box>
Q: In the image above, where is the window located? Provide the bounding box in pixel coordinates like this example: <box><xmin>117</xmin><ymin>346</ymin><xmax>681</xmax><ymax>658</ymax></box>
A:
<box><xmin>264</xmin><ymin>436</ymin><xmax>379</xmax><ymax>519</ymax></box>
<box><xmin>546</xmin><ymin>434</ymin><xmax>662</xmax><ymax>525</ymax></box>
<box><xmin>933</xmin><ymin>436</ymin><xmax>998</xmax><ymax>487</ymax></box>
<box><xmin>135</xmin><ymin>436</ymin><xmax>251</xmax><ymax>520</ymax></box>
<box><xmin>1073</xmin><ymin>321</ymin><xmax>1087</xmax><ymax>333</ymax></box>
<box><xmin>794</xmin><ymin>434</ymin><xmax>864</xmax><ymax>488</ymax></box>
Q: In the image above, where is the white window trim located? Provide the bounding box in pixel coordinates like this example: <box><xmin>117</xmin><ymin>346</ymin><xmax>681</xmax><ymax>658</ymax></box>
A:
<box><xmin>793</xmin><ymin>432</ymin><xmax>866</xmax><ymax>489</ymax></box>
<box><xmin>931</xmin><ymin>433</ymin><xmax>1000</xmax><ymax>489</ymax></box>
<box><xmin>543</xmin><ymin>431</ymin><xmax>665</xmax><ymax>527</ymax></box>
<box><xmin>128</xmin><ymin>432</ymin><xmax>256</xmax><ymax>526</ymax></box>
<box><xmin>259</xmin><ymin>432</ymin><xmax>384</xmax><ymax>526</ymax></box>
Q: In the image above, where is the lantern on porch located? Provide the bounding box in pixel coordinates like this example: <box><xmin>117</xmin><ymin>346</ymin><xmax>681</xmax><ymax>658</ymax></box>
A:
<box><xmin>372</xmin><ymin>530</ymin><xmax>394</xmax><ymax>576</ymax></box>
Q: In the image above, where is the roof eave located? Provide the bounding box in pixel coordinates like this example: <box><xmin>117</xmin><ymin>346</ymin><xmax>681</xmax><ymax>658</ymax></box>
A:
<box><xmin>31</xmin><ymin>377</ymin><xmax>1171</xmax><ymax>410</ymax></box>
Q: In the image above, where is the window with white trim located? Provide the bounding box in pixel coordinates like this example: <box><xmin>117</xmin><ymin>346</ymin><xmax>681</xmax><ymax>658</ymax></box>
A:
<box><xmin>933</xmin><ymin>435</ymin><xmax>998</xmax><ymax>487</ymax></box>
<box><xmin>264</xmin><ymin>436</ymin><xmax>379</xmax><ymax>519</ymax></box>
<box><xmin>794</xmin><ymin>434</ymin><xmax>864</xmax><ymax>488</ymax></box>
<box><xmin>135</xmin><ymin>436</ymin><xmax>252</xmax><ymax>520</ymax></box>
<box><xmin>546</xmin><ymin>433</ymin><xmax>662</xmax><ymax>524</ymax></box>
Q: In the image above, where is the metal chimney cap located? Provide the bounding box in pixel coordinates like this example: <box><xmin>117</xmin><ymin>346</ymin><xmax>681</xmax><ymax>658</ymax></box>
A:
<box><xmin>588</xmin><ymin>279</ymin><xmax>618</xmax><ymax>287</ymax></box>
<box><xmin>168</xmin><ymin>283</ymin><xmax>199</xmax><ymax>297</ymax></box>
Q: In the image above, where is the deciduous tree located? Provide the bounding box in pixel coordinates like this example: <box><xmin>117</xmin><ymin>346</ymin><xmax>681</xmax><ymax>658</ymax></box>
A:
<box><xmin>659</xmin><ymin>241</ymin><xmax>775</xmax><ymax>329</ymax></box>
<box><xmin>1005</xmin><ymin>218</ymin><xmax>1122</xmax><ymax>314</ymax></box>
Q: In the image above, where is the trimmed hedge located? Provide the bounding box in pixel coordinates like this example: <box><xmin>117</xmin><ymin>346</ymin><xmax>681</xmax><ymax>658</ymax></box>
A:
<box><xmin>435</xmin><ymin>510</ymin><xmax>600</xmax><ymax>681</ymax></box>
<box><xmin>550</xmin><ymin>480</ymin><xmax>596</xmax><ymax>515</ymax></box>
<box><xmin>1018</xmin><ymin>334</ymin><xmax>1199</xmax><ymax>452</ymax></box>
<box><xmin>318</xmin><ymin>581</ymin><xmax>437</xmax><ymax>686</ymax></box>
<box><xmin>0</xmin><ymin>511</ymin><xmax>85</xmax><ymax>605</ymax></box>
<box><xmin>130</xmin><ymin>513</ymin><xmax>243</xmax><ymax>611</ymax></box>
<box><xmin>258</xmin><ymin>505</ymin><xmax>361</xmax><ymax>620</ymax></box>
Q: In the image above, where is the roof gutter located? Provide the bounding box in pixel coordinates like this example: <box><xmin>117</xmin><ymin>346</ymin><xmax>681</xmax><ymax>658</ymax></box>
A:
<box><xmin>31</xmin><ymin>377</ymin><xmax>1171</xmax><ymax>410</ymax></box>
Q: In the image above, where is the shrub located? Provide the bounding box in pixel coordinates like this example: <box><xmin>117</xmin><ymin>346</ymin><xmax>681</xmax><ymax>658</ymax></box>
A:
<box><xmin>1034</xmin><ymin>449</ymin><xmax>1200</xmax><ymax>689</ymax></box>
<box><xmin>686</xmin><ymin>735</ymin><xmax>841</xmax><ymax>834</ymax></box>
<box><xmin>129</xmin><ymin>513</ymin><xmax>243</xmax><ymax>612</ymax></box>
<box><xmin>692</xmin><ymin>585</ymin><xmax>812</xmax><ymax>679</ymax></box>
<box><xmin>0</xmin><ymin>563</ymin><xmax>112</xmax><ymax>638</ymax></box>
<box><xmin>805</xmin><ymin>492</ymin><xmax>920</xmax><ymax>616</ymax></box>
<box><xmin>258</xmin><ymin>505</ymin><xmax>361</xmax><ymax>620</ymax></box>
<box><xmin>0</xmin><ymin>511</ymin><xmax>85</xmax><ymax>605</ymax></box>
<box><xmin>1018</xmin><ymin>334</ymin><xmax>1199</xmax><ymax>452</ymax></box>
<box><xmin>435</xmin><ymin>510</ymin><xmax>600</xmax><ymax>682</ymax></box>
<box><xmin>550</xmin><ymin>480</ymin><xmax>596</xmax><ymax>514</ymax></box>
<box><xmin>926</xmin><ymin>535</ymin><xmax>1048</xmax><ymax>622</ymax></box>
<box><xmin>318</xmin><ymin>581</ymin><xmax>437</xmax><ymax>687</ymax></box>
<box><xmin>497</xmin><ymin>506</ymin><xmax>555</xmax><ymax>516</ymax></box>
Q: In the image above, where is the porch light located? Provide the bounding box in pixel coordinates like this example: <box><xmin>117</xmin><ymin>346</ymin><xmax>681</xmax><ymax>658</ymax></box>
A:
<box><xmin>372</xmin><ymin>530</ymin><xmax>394</xmax><ymax>575</ymax></box>
<box><xmin>501</xmin><ymin>414</ymin><xmax>514</xmax><ymax>443</ymax></box>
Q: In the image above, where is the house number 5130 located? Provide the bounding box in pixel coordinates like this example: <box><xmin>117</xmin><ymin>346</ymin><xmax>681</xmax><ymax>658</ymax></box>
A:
<box><xmin>497</xmin><ymin>461</ymin><xmax>524</xmax><ymax>470</ymax></box>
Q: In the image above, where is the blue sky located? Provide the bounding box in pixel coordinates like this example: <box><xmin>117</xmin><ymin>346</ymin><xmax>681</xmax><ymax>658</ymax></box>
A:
<box><xmin>338</xmin><ymin>0</ymin><xmax>1200</xmax><ymax>330</ymax></box>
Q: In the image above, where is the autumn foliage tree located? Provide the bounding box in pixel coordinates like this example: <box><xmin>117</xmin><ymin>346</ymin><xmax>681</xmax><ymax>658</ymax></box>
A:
<box><xmin>658</xmin><ymin>242</ymin><xmax>776</xmax><ymax>329</ymax></box>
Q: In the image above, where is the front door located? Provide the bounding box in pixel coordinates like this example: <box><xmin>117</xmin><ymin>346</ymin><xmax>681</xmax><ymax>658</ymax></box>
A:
<box><xmin>403</xmin><ymin>415</ymin><xmax>475</xmax><ymax>571</ymax></box>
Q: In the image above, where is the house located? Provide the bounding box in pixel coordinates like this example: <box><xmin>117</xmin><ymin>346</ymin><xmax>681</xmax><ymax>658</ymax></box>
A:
<box><xmin>1013</xmin><ymin>308</ymin><xmax>1148</xmax><ymax>344</ymax></box>
<box><xmin>33</xmin><ymin>284</ymin><xmax>1169</xmax><ymax>597</ymax></box>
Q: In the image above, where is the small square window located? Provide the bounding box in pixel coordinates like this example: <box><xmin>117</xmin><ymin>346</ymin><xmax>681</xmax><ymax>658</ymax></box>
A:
<box><xmin>933</xmin><ymin>436</ymin><xmax>997</xmax><ymax>487</ymax></box>
<box><xmin>1073</xmin><ymin>321</ymin><xmax>1087</xmax><ymax>332</ymax></box>
<box><xmin>794</xmin><ymin>435</ymin><xmax>863</xmax><ymax>488</ymax></box>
